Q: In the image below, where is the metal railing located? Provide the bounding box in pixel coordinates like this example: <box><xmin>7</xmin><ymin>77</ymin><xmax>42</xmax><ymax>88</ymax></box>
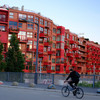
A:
<box><xmin>0</xmin><ymin>72</ymin><xmax>100</xmax><ymax>88</ymax></box>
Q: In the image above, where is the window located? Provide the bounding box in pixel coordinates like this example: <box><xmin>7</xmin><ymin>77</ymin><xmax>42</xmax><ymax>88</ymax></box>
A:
<box><xmin>44</xmin><ymin>28</ymin><xmax>47</xmax><ymax>34</ymax></box>
<box><xmin>27</xmin><ymin>40</ymin><xmax>32</xmax><ymax>44</ymax></box>
<box><xmin>0</xmin><ymin>26</ymin><xmax>5</xmax><ymax>31</ymax></box>
<box><xmin>48</xmin><ymin>30</ymin><xmax>51</xmax><ymax>35</ymax></box>
<box><xmin>28</xmin><ymin>15</ymin><xmax>33</xmax><ymax>22</ymax></box>
<box><xmin>51</xmin><ymin>66</ymin><xmax>55</xmax><ymax>70</ymax></box>
<box><xmin>53</xmin><ymin>28</ymin><xmax>56</xmax><ymax>33</ymax></box>
<box><xmin>18</xmin><ymin>23</ymin><xmax>22</xmax><ymax>28</ymax></box>
<box><xmin>27</xmin><ymin>32</ymin><xmax>33</xmax><ymax>38</ymax></box>
<box><xmin>9</xmin><ymin>21</ymin><xmax>17</xmax><ymax>29</ymax></box>
<box><xmin>49</xmin><ymin>55</ymin><xmax>51</xmax><ymax>60</ymax></box>
<box><xmin>34</xmin><ymin>32</ymin><xmax>37</xmax><ymax>38</ymax></box>
<box><xmin>35</xmin><ymin>16</ymin><xmax>39</xmax><ymax>23</ymax></box>
<box><xmin>19</xmin><ymin>44</ymin><xmax>26</xmax><ymax>51</ymax></box>
<box><xmin>53</xmin><ymin>43</ymin><xmax>56</xmax><ymax>48</ymax></box>
<box><xmin>44</xmin><ymin>47</ymin><xmax>47</xmax><ymax>52</ymax></box>
<box><xmin>67</xmin><ymin>34</ymin><xmax>69</xmax><ymax>39</ymax></box>
<box><xmin>34</xmin><ymin>41</ymin><xmax>37</xmax><ymax>48</ymax></box>
<box><xmin>61</xmin><ymin>43</ymin><xmax>64</xmax><ymax>49</ymax></box>
<box><xmin>57</xmin><ymin>35</ymin><xmax>61</xmax><ymax>41</ymax></box>
<box><xmin>67</xmin><ymin>41</ymin><xmax>69</xmax><ymax>45</ymax></box>
<box><xmin>52</xmin><ymin>59</ymin><xmax>55</xmax><ymax>63</ymax></box>
<box><xmin>61</xmin><ymin>58</ymin><xmax>64</xmax><ymax>63</ymax></box>
<box><xmin>27</xmin><ymin>40</ymin><xmax>32</xmax><ymax>49</ymax></box>
<box><xmin>56</xmin><ymin>50</ymin><xmax>60</xmax><ymax>56</ymax></box>
<box><xmin>62</xmin><ymin>36</ymin><xmax>65</xmax><ymax>42</ymax></box>
<box><xmin>40</xmin><ymin>27</ymin><xmax>44</xmax><ymax>33</ymax></box>
<box><xmin>9</xmin><ymin>12</ymin><xmax>14</xmax><ymax>18</ymax></box>
<box><xmin>26</xmin><ymin>53</ymin><xmax>32</xmax><ymax>60</ymax></box>
<box><xmin>39</xmin><ymin>38</ymin><xmax>43</xmax><ymax>43</ymax></box>
<box><xmin>26</xmin><ymin>66</ymin><xmax>29</xmax><ymax>70</ymax></box>
<box><xmin>45</xmin><ymin>20</ymin><xmax>47</xmax><ymax>26</ymax></box>
<box><xmin>8</xmin><ymin>34</ymin><xmax>12</xmax><ymax>40</ymax></box>
<box><xmin>43</xmin><ymin>66</ymin><xmax>46</xmax><ymax>71</ymax></box>
<box><xmin>44</xmin><ymin>38</ymin><xmax>47</xmax><ymax>42</ymax></box>
<box><xmin>0</xmin><ymin>14</ymin><xmax>6</xmax><ymax>21</ymax></box>
<box><xmin>34</xmin><ymin>25</ymin><xmax>37</xmax><ymax>30</ymax></box>
<box><xmin>56</xmin><ymin>65</ymin><xmax>60</xmax><ymax>71</ymax></box>
<box><xmin>72</xmin><ymin>36</ymin><xmax>74</xmax><ymax>40</ymax></box>
<box><xmin>19</xmin><ymin>14</ymin><xmax>26</xmax><ymax>19</ymax></box>
<box><xmin>40</xmin><ymin>19</ymin><xmax>44</xmax><ymax>25</ymax></box>
<box><xmin>27</xmin><ymin>24</ymin><xmax>33</xmax><ymax>29</ymax></box>
<box><xmin>18</xmin><ymin>31</ymin><xmax>26</xmax><ymax>41</ymax></box>
<box><xmin>57</xmin><ymin>29</ymin><xmax>61</xmax><ymax>34</ymax></box>
<box><xmin>48</xmin><ymin>46</ymin><xmax>51</xmax><ymax>51</ymax></box>
<box><xmin>56</xmin><ymin>43</ymin><xmax>61</xmax><ymax>49</ymax></box>
<box><xmin>53</xmin><ymin>36</ymin><xmax>56</xmax><ymax>41</ymax></box>
<box><xmin>48</xmin><ymin>22</ymin><xmax>51</xmax><ymax>28</ymax></box>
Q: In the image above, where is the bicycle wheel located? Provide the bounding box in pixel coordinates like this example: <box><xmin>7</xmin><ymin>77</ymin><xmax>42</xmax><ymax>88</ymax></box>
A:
<box><xmin>61</xmin><ymin>86</ymin><xmax>70</xmax><ymax>97</ymax></box>
<box><xmin>75</xmin><ymin>88</ymin><xmax>84</xmax><ymax>99</ymax></box>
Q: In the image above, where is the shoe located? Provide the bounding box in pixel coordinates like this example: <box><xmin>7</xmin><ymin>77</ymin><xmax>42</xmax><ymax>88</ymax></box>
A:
<box><xmin>73</xmin><ymin>90</ymin><xmax>76</xmax><ymax>96</ymax></box>
<box><xmin>73</xmin><ymin>91</ymin><xmax>76</xmax><ymax>96</ymax></box>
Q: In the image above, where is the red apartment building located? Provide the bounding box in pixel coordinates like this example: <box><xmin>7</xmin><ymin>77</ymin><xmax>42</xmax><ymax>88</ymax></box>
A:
<box><xmin>0</xmin><ymin>5</ymin><xmax>100</xmax><ymax>75</ymax></box>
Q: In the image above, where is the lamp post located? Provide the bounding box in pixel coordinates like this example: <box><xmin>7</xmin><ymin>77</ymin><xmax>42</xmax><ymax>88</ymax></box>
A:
<box><xmin>26</xmin><ymin>20</ymin><xmax>39</xmax><ymax>84</ymax></box>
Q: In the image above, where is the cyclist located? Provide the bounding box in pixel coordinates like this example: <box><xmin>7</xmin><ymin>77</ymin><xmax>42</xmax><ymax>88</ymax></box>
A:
<box><xmin>64</xmin><ymin>68</ymin><xmax>80</xmax><ymax>95</ymax></box>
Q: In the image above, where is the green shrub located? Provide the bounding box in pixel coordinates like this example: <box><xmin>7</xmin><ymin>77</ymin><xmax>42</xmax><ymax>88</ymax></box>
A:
<box><xmin>78</xmin><ymin>82</ymin><xmax>92</xmax><ymax>87</ymax></box>
<box><xmin>95</xmin><ymin>81</ymin><xmax>100</xmax><ymax>88</ymax></box>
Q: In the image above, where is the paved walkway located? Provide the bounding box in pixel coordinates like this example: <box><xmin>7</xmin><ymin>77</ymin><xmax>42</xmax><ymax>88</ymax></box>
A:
<box><xmin>0</xmin><ymin>82</ymin><xmax>100</xmax><ymax>96</ymax></box>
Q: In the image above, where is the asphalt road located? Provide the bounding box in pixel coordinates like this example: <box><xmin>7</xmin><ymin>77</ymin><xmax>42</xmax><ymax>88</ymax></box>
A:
<box><xmin>0</xmin><ymin>86</ymin><xmax>100</xmax><ymax>100</ymax></box>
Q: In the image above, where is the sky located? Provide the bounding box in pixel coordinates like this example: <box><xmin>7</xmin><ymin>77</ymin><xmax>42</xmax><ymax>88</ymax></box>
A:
<box><xmin>1</xmin><ymin>0</ymin><xmax>100</xmax><ymax>43</ymax></box>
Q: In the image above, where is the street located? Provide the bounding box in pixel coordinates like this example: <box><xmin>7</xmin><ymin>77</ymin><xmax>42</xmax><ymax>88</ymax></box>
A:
<box><xmin>0</xmin><ymin>86</ymin><xmax>100</xmax><ymax>100</ymax></box>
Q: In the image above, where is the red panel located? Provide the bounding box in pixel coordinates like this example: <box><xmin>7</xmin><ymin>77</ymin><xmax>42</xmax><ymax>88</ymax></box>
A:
<box><xmin>0</xmin><ymin>31</ymin><xmax>8</xmax><ymax>43</ymax></box>
<box><xmin>57</xmin><ymin>26</ymin><xmax>65</xmax><ymax>35</ymax></box>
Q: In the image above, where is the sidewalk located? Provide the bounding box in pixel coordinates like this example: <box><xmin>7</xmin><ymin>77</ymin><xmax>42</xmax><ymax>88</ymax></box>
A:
<box><xmin>0</xmin><ymin>82</ymin><xmax>100</xmax><ymax>96</ymax></box>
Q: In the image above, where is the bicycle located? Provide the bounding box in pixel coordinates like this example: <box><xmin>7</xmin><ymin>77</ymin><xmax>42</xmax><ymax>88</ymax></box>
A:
<box><xmin>61</xmin><ymin>81</ymin><xmax>84</xmax><ymax>99</ymax></box>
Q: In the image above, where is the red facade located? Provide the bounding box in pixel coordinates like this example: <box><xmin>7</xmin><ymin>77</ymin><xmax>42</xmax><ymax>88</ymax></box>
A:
<box><xmin>0</xmin><ymin>5</ymin><xmax>100</xmax><ymax>74</ymax></box>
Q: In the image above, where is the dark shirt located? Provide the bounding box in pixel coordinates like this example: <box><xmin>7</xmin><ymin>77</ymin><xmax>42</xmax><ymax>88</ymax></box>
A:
<box><xmin>66</xmin><ymin>71</ymin><xmax>79</xmax><ymax>81</ymax></box>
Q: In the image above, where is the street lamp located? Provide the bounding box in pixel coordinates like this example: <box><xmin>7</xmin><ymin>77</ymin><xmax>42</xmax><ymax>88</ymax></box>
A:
<box><xmin>26</xmin><ymin>20</ymin><xmax>39</xmax><ymax>84</ymax></box>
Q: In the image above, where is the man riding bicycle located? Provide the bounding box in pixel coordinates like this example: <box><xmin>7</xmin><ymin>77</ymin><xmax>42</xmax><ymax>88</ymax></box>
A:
<box><xmin>64</xmin><ymin>68</ymin><xmax>80</xmax><ymax>95</ymax></box>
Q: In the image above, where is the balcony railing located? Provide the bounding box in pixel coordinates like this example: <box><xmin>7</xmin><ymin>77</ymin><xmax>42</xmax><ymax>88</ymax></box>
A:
<box><xmin>69</xmin><ymin>40</ymin><xmax>75</xmax><ymax>44</ymax></box>
<box><xmin>0</xmin><ymin>18</ymin><xmax>6</xmax><ymax>22</ymax></box>
<box><xmin>9</xmin><ymin>28</ymin><xmax>19</xmax><ymax>33</ymax></box>
<box><xmin>18</xmin><ymin>35</ymin><xmax>27</xmax><ymax>43</ymax></box>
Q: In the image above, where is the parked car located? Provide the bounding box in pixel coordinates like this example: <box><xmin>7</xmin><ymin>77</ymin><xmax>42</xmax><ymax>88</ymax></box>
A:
<box><xmin>97</xmin><ymin>88</ymin><xmax>100</xmax><ymax>93</ymax></box>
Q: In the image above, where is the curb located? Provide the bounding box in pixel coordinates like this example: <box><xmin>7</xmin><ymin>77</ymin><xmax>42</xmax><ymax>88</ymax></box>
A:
<box><xmin>0</xmin><ymin>85</ymin><xmax>100</xmax><ymax>96</ymax></box>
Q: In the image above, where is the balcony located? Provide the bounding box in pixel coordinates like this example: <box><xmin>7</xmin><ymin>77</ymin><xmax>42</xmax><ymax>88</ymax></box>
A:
<box><xmin>38</xmin><ymin>46</ymin><xmax>43</xmax><ymax>53</ymax></box>
<box><xmin>39</xmin><ymin>53</ymin><xmax>44</xmax><ymax>57</ymax></box>
<box><xmin>48</xmin><ymin>50</ymin><xmax>56</xmax><ymax>55</ymax></box>
<box><xmin>77</xmin><ymin>59</ymin><xmax>86</xmax><ymax>62</ymax></box>
<box><xmin>18</xmin><ymin>35</ymin><xmax>27</xmax><ymax>43</ymax></box>
<box><xmin>39</xmin><ymin>33</ymin><xmax>45</xmax><ymax>38</ymax></box>
<box><xmin>43</xmin><ymin>62</ymin><xmax>51</xmax><ymax>65</ymax></box>
<box><xmin>9</xmin><ymin>28</ymin><xmax>19</xmax><ymax>34</ymax></box>
<box><xmin>26</xmin><ymin>48</ymin><xmax>33</xmax><ymax>52</ymax></box>
<box><xmin>79</xmin><ymin>48</ymin><xmax>86</xmax><ymax>52</ymax></box>
<box><xmin>66</xmin><ymin>53</ymin><xmax>73</xmax><ymax>57</ymax></box>
<box><xmin>64</xmin><ymin>45</ymin><xmax>69</xmax><ymax>49</ymax></box>
<box><xmin>75</xmin><ymin>53</ymin><xmax>79</xmax><ymax>58</ymax></box>
<box><xmin>44</xmin><ymin>42</ymin><xmax>49</xmax><ymax>47</ymax></box>
<box><xmin>69</xmin><ymin>40</ymin><xmax>75</xmax><ymax>44</ymax></box>
<box><xmin>0</xmin><ymin>18</ymin><xmax>8</xmax><ymax>24</ymax></box>
<box><xmin>45</xmin><ymin>25</ymin><xmax>49</xmax><ymax>29</ymax></box>
<box><xmin>72</xmin><ymin>47</ymin><xmax>78</xmax><ymax>51</ymax></box>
